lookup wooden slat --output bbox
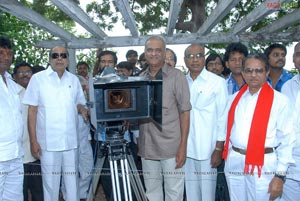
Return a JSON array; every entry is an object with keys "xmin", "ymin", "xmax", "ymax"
[
  {"xmin": 114, "ymin": 0, "xmax": 139, "ymax": 37},
  {"xmin": 232, "ymin": 0, "xmax": 293, "ymax": 34},
  {"xmin": 166, "ymin": 0, "xmax": 184, "ymax": 36},
  {"xmin": 0, "ymin": 0, "xmax": 76, "ymax": 42},
  {"xmin": 50, "ymin": 0, "xmax": 107, "ymax": 39},
  {"xmin": 257, "ymin": 8, "xmax": 300, "ymax": 33},
  {"xmin": 197, "ymin": 0, "xmax": 241, "ymax": 35},
  {"xmin": 35, "ymin": 29, "xmax": 300, "ymax": 48}
]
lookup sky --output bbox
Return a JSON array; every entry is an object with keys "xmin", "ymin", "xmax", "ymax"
[{"xmin": 77, "ymin": 1, "xmax": 297, "ymax": 71}]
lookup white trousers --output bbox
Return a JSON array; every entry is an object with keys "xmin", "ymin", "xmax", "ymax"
[
  {"xmin": 225, "ymin": 148, "xmax": 279, "ymax": 201},
  {"xmin": 78, "ymin": 141, "xmax": 93, "ymax": 199},
  {"xmin": 0, "ymin": 158, "xmax": 23, "ymax": 201},
  {"xmin": 40, "ymin": 149, "xmax": 79, "ymax": 201},
  {"xmin": 142, "ymin": 157, "xmax": 184, "ymax": 201},
  {"xmin": 185, "ymin": 157, "xmax": 217, "ymax": 201},
  {"xmin": 281, "ymin": 178, "xmax": 300, "ymax": 201}
]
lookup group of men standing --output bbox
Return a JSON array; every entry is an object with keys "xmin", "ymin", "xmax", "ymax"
[
  {"xmin": 1, "ymin": 33, "xmax": 300, "ymax": 201},
  {"xmin": 137, "ymin": 37, "xmax": 299, "ymax": 201}
]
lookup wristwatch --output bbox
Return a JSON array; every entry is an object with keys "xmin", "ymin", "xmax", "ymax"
[{"xmin": 274, "ymin": 173, "xmax": 286, "ymax": 182}]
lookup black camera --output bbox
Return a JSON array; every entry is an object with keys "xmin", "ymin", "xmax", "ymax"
[{"xmin": 93, "ymin": 75, "xmax": 162, "ymax": 125}]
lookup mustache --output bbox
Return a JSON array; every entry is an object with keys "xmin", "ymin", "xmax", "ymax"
[{"xmin": 276, "ymin": 59, "xmax": 285, "ymax": 63}]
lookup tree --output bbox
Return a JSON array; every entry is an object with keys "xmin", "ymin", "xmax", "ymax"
[
  {"xmin": 0, "ymin": 11, "xmax": 52, "ymax": 68},
  {"xmin": 84, "ymin": 0, "xmax": 296, "ymax": 52},
  {"xmin": 0, "ymin": 0, "xmax": 78, "ymax": 69}
]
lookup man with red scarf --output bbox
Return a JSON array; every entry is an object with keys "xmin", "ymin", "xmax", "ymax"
[{"xmin": 220, "ymin": 53, "xmax": 295, "ymax": 201}]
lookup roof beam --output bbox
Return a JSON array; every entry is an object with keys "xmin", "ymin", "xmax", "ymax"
[
  {"xmin": 35, "ymin": 28, "xmax": 300, "ymax": 49},
  {"xmin": 240, "ymin": 26, "xmax": 300, "ymax": 42},
  {"xmin": 232, "ymin": 0, "xmax": 293, "ymax": 34},
  {"xmin": 0, "ymin": 0, "xmax": 76, "ymax": 42},
  {"xmin": 166, "ymin": 0, "xmax": 183, "ymax": 36},
  {"xmin": 197, "ymin": 0, "xmax": 241, "ymax": 35},
  {"xmin": 257, "ymin": 8, "xmax": 300, "ymax": 33},
  {"xmin": 50, "ymin": 0, "xmax": 107, "ymax": 39},
  {"xmin": 113, "ymin": 0, "xmax": 139, "ymax": 37}
]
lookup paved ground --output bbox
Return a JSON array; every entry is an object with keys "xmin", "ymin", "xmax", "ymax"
[{"xmin": 94, "ymin": 183, "xmax": 107, "ymax": 201}]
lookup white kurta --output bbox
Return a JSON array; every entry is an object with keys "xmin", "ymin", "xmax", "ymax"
[
  {"xmin": 20, "ymin": 87, "xmax": 36, "ymax": 163},
  {"xmin": 185, "ymin": 68, "xmax": 228, "ymax": 201},
  {"xmin": 0, "ymin": 72, "xmax": 23, "ymax": 161},
  {"xmin": 281, "ymin": 74, "xmax": 300, "ymax": 104},
  {"xmin": 23, "ymin": 67, "xmax": 86, "ymax": 151},
  {"xmin": 0, "ymin": 72, "xmax": 24, "ymax": 201},
  {"xmin": 222, "ymin": 86, "xmax": 295, "ymax": 200},
  {"xmin": 281, "ymin": 74, "xmax": 300, "ymax": 181},
  {"xmin": 186, "ymin": 68, "xmax": 228, "ymax": 160},
  {"xmin": 281, "ymin": 91, "xmax": 300, "ymax": 201}
]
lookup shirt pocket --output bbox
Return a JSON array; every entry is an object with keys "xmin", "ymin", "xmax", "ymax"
[{"xmin": 194, "ymin": 90, "xmax": 215, "ymax": 110}]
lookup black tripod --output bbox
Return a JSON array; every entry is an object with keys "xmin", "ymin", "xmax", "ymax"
[{"xmin": 87, "ymin": 124, "xmax": 146, "ymax": 201}]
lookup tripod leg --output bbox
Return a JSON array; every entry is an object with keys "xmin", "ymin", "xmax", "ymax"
[
  {"xmin": 114, "ymin": 160, "xmax": 122, "ymax": 201},
  {"xmin": 120, "ymin": 159, "xmax": 129, "ymax": 201},
  {"xmin": 87, "ymin": 156, "xmax": 105, "ymax": 201},
  {"xmin": 127, "ymin": 154, "xmax": 147, "ymax": 201},
  {"xmin": 124, "ymin": 158, "xmax": 133, "ymax": 201},
  {"xmin": 109, "ymin": 160, "xmax": 119, "ymax": 201}
]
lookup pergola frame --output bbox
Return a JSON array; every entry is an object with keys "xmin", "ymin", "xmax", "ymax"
[{"xmin": 1, "ymin": 0, "xmax": 299, "ymax": 72}]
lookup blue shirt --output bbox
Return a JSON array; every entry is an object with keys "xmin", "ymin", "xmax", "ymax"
[
  {"xmin": 267, "ymin": 69, "xmax": 293, "ymax": 92},
  {"xmin": 226, "ymin": 74, "xmax": 245, "ymax": 95}
]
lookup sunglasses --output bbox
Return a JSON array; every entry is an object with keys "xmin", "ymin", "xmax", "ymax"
[{"xmin": 51, "ymin": 53, "xmax": 68, "ymax": 59}]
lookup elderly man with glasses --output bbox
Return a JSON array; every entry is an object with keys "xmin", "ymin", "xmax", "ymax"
[
  {"xmin": 23, "ymin": 46, "xmax": 88, "ymax": 201},
  {"xmin": 184, "ymin": 43, "xmax": 228, "ymax": 201},
  {"xmin": 221, "ymin": 53, "xmax": 295, "ymax": 201}
]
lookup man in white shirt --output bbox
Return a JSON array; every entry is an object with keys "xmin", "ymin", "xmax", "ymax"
[
  {"xmin": 221, "ymin": 53, "xmax": 295, "ymax": 201},
  {"xmin": 281, "ymin": 42, "xmax": 300, "ymax": 200},
  {"xmin": 23, "ymin": 46, "xmax": 88, "ymax": 201},
  {"xmin": 184, "ymin": 44, "xmax": 228, "ymax": 201},
  {"xmin": 0, "ymin": 36, "xmax": 24, "ymax": 201},
  {"xmin": 281, "ymin": 42, "xmax": 300, "ymax": 103},
  {"xmin": 13, "ymin": 61, "xmax": 44, "ymax": 201}
]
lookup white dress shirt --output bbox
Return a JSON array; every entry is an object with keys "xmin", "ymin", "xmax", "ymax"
[
  {"xmin": 0, "ymin": 72, "xmax": 23, "ymax": 161},
  {"xmin": 20, "ymin": 87, "xmax": 36, "ymax": 163},
  {"xmin": 281, "ymin": 74, "xmax": 300, "ymax": 104},
  {"xmin": 285, "ymin": 90, "xmax": 300, "ymax": 181},
  {"xmin": 23, "ymin": 67, "xmax": 86, "ymax": 151},
  {"xmin": 221, "ymin": 86, "xmax": 295, "ymax": 173},
  {"xmin": 186, "ymin": 68, "xmax": 228, "ymax": 160}
]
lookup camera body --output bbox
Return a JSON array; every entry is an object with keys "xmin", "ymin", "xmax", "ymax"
[{"xmin": 93, "ymin": 76, "xmax": 162, "ymax": 124}]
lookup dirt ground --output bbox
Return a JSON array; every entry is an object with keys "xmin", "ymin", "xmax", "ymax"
[{"xmin": 94, "ymin": 183, "xmax": 107, "ymax": 201}]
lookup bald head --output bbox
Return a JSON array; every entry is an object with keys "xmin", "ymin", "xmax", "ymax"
[
  {"xmin": 293, "ymin": 42, "xmax": 300, "ymax": 70},
  {"xmin": 184, "ymin": 44, "xmax": 205, "ymax": 56}
]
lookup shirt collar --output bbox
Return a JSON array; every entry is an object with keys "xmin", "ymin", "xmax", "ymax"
[{"xmin": 46, "ymin": 66, "xmax": 68, "ymax": 78}]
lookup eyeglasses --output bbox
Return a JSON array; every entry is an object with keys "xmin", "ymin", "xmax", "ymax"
[
  {"xmin": 17, "ymin": 70, "xmax": 32, "ymax": 76},
  {"xmin": 51, "ymin": 53, "xmax": 68, "ymax": 59},
  {"xmin": 185, "ymin": 53, "xmax": 204, "ymax": 59},
  {"xmin": 243, "ymin": 67, "xmax": 265, "ymax": 74}
]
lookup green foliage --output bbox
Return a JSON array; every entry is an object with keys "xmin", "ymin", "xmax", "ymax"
[
  {"xmin": 289, "ymin": 68, "xmax": 298, "ymax": 76},
  {"xmin": 0, "ymin": 0, "xmax": 78, "ymax": 68},
  {"xmin": 85, "ymin": 0, "xmax": 169, "ymax": 34},
  {"xmin": 76, "ymin": 49, "xmax": 97, "ymax": 72},
  {"xmin": 86, "ymin": 1, "xmax": 118, "ymax": 31},
  {"xmin": 0, "ymin": 11, "xmax": 52, "ymax": 67}
]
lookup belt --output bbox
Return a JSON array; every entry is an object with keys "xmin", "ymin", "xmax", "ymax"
[{"xmin": 232, "ymin": 146, "xmax": 276, "ymax": 155}]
